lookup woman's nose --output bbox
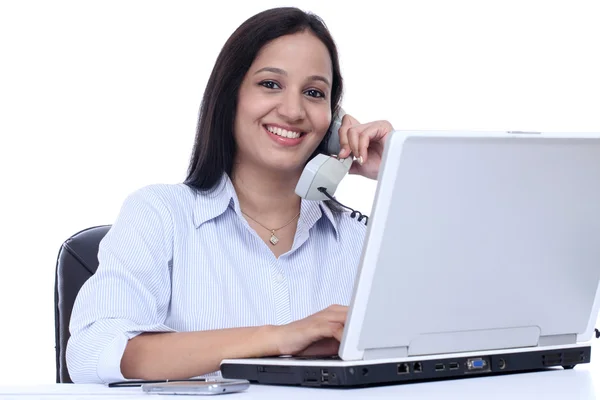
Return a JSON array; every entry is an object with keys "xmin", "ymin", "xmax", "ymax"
[{"xmin": 277, "ymin": 93, "xmax": 306, "ymax": 122}]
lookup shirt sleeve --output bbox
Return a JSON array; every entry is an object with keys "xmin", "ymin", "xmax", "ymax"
[{"xmin": 66, "ymin": 186, "xmax": 176, "ymax": 384}]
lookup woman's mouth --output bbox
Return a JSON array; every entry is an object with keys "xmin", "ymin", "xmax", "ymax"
[
  {"xmin": 264, "ymin": 125, "xmax": 305, "ymax": 139},
  {"xmin": 263, "ymin": 124, "xmax": 307, "ymax": 146}
]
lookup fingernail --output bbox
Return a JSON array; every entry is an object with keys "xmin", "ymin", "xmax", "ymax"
[{"xmin": 358, "ymin": 156, "xmax": 363, "ymax": 165}]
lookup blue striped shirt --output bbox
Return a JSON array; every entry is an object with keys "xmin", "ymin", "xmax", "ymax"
[{"xmin": 66, "ymin": 173, "xmax": 367, "ymax": 383}]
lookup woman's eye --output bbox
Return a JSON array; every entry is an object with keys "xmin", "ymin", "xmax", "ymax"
[
  {"xmin": 259, "ymin": 80, "xmax": 280, "ymax": 89},
  {"xmin": 305, "ymin": 89, "xmax": 325, "ymax": 99}
]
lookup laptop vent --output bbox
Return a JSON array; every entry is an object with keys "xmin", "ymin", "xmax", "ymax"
[{"xmin": 542, "ymin": 351, "xmax": 584, "ymax": 367}]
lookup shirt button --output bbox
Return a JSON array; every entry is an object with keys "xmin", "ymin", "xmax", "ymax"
[{"xmin": 276, "ymin": 273, "xmax": 284, "ymax": 283}]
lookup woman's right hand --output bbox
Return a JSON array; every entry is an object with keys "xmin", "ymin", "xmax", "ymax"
[{"xmin": 271, "ymin": 305, "xmax": 348, "ymax": 356}]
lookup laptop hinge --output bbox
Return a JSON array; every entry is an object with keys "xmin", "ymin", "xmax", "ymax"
[
  {"xmin": 538, "ymin": 334, "xmax": 577, "ymax": 346},
  {"xmin": 406, "ymin": 326, "xmax": 541, "ymax": 356},
  {"xmin": 363, "ymin": 346, "xmax": 408, "ymax": 360}
]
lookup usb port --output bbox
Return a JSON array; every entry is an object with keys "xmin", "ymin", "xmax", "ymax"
[
  {"xmin": 435, "ymin": 363, "xmax": 445, "ymax": 371},
  {"xmin": 449, "ymin": 362, "xmax": 459, "ymax": 370}
]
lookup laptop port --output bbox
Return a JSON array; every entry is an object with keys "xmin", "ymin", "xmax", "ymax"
[
  {"xmin": 413, "ymin": 362, "xmax": 423, "ymax": 373},
  {"xmin": 435, "ymin": 363, "xmax": 445, "ymax": 372},
  {"xmin": 320, "ymin": 369, "xmax": 329, "ymax": 382},
  {"xmin": 467, "ymin": 357, "xmax": 490, "ymax": 371},
  {"xmin": 449, "ymin": 362, "xmax": 459, "ymax": 370},
  {"xmin": 397, "ymin": 363, "xmax": 409, "ymax": 374},
  {"xmin": 498, "ymin": 358, "xmax": 506, "ymax": 370}
]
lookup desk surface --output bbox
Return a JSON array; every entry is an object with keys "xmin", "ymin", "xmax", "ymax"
[
  {"xmin": 0, "ymin": 368, "xmax": 597, "ymax": 399},
  {"xmin": 2, "ymin": 345, "xmax": 598, "ymax": 399}
]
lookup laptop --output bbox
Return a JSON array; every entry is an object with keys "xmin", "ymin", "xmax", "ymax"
[{"xmin": 220, "ymin": 130, "xmax": 600, "ymax": 387}]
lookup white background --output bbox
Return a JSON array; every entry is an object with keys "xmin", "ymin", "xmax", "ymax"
[{"xmin": 0, "ymin": 0, "xmax": 599, "ymax": 385}]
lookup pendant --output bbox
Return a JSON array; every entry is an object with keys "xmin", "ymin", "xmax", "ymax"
[{"xmin": 269, "ymin": 230, "xmax": 279, "ymax": 245}]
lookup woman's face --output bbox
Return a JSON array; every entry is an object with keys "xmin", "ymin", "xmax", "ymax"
[{"xmin": 234, "ymin": 30, "xmax": 333, "ymax": 176}]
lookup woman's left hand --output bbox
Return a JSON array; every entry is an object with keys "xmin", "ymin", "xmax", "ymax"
[{"xmin": 337, "ymin": 114, "xmax": 394, "ymax": 180}]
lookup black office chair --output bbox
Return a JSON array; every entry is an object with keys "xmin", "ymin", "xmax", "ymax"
[{"xmin": 54, "ymin": 225, "xmax": 111, "ymax": 383}]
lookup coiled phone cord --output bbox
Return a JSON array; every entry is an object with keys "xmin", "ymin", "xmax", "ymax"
[{"xmin": 317, "ymin": 187, "xmax": 368, "ymax": 225}]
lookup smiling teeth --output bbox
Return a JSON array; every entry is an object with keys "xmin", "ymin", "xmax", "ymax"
[{"xmin": 266, "ymin": 125, "xmax": 301, "ymax": 139}]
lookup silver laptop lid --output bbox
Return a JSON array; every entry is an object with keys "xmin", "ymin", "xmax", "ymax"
[{"xmin": 341, "ymin": 131, "xmax": 600, "ymax": 361}]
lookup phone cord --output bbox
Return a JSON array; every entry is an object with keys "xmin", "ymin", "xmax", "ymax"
[{"xmin": 317, "ymin": 187, "xmax": 368, "ymax": 225}]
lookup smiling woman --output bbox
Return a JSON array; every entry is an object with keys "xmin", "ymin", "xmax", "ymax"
[
  {"xmin": 233, "ymin": 31, "xmax": 333, "ymax": 178},
  {"xmin": 65, "ymin": 6, "xmax": 394, "ymax": 384}
]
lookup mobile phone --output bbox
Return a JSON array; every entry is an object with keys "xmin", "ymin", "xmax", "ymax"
[{"xmin": 141, "ymin": 379, "xmax": 250, "ymax": 395}]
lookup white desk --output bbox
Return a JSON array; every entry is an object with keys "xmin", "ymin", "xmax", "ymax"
[
  {"xmin": 0, "ymin": 369, "xmax": 597, "ymax": 399},
  {"xmin": 2, "ymin": 345, "xmax": 598, "ymax": 399}
]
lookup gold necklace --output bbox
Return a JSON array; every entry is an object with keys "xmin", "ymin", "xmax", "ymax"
[{"xmin": 241, "ymin": 210, "xmax": 300, "ymax": 245}]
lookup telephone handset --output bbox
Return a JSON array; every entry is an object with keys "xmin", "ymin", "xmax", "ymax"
[
  {"xmin": 294, "ymin": 108, "xmax": 368, "ymax": 224},
  {"xmin": 295, "ymin": 107, "xmax": 352, "ymax": 201},
  {"xmin": 323, "ymin": 107, "xmax": 345, "ymax": 156}
]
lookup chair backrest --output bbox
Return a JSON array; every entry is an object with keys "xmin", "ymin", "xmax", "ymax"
[{"xmin": 54, "ymin": 225, "xmax": 111, "ymax": 383}]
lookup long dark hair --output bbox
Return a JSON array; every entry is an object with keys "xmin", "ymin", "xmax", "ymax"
[{"xmin": 184, "ymin": 7, "xmax": 344, "ymax": 192}]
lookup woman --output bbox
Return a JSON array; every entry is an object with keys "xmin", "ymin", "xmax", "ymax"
[{"xmin": 66, "ymin": 6, "xmax": 394, "ymax": 383}]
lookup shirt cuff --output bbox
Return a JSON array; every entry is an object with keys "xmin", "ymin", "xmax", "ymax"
[{"xmin": 96, "ymin": 332, "xmax": 137, "ymax": 383}]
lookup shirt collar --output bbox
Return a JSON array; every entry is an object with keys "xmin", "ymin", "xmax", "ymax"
[{"xmin": 191, "ymin": 173, "xmax": 339, "ymax": 240}]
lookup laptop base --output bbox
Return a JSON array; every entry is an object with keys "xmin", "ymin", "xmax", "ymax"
[{"xmin": 220, "ymin": 345, "xmax": 591, "ymax": 388}]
